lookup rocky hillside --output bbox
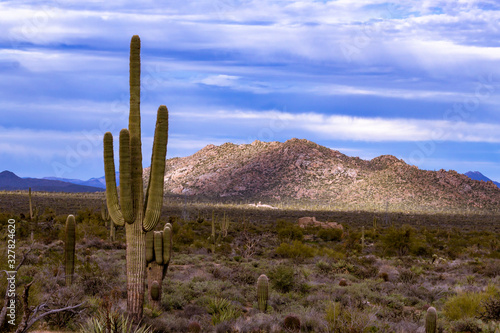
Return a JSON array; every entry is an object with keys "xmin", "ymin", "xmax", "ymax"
[{"xmin": 146, "ymin": 139, "xmax": 500, "ymax": 210}]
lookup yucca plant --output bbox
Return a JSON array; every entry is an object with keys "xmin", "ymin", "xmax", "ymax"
[{"xmin": 81, "ymin": 309, "xmax": 153, "ymax": 333}]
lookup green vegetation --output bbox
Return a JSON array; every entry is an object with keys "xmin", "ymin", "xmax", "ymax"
[{"xmin": 0, "ymin": 194, "xmax": 499, "ymax": 332}]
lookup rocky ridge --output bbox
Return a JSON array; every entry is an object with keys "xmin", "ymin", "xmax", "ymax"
[{"xmin": 145, "ymin": 139, "xmax": 500, "ymax": 210}]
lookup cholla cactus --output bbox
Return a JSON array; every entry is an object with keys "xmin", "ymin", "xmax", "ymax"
[
  {"xmin": 65, "ymin": 215, "xmax": 76, "ymax": 286},
  {"xmin": 146, "ymin": 223, "xmax": 173, "ymax": 308},
  {"xmin": 103, "ymin": 35, "xmax": 169, "ymax": 320},
  {"xmin": 425, "ymin": 306, "xmax": 437, "ymax": 333},
  {"xmin": 257, "ymin": 274, "xmax": 269, "ymax": 312}
]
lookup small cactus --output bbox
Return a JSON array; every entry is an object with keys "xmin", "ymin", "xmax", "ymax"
[
  {"xmin": 188, "ymin": 321, "xmax": 201, "ymax": 333},
  {"xmin": 257, "ymin": 274, "xmax": 269, "ymax": 312},
  {"xmin": 150, "ymin": 281, "xmax": 160, "ymax": 301},
  {"xmin": 283, "ymin": 315, "xmax": 300, "ymax": 331},
  {"xmin": 425, "ymin": 307, "xmax": 437, "ymax": 333},
  {"xmin": 65, "ymin": 215, "xmax": 76, "ymax": 286}
]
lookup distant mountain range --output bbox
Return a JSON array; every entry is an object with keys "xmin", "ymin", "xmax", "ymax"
[
  {"xmin": 464, "ymin": 171, "xmax": 500, "ymax": 188},
  {"xmin": 0, "ymin": 171, "xmax": 104, "ymax": 192},
  {"xmin": 1, "ymin": 140, "xmax": 499, "ymax": 207},
  {"xmin": 42, "ymin": 176, "xmax": 106, "ymax": 189}
]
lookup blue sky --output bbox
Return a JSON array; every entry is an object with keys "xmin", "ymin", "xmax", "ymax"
[{"xmin": 1, "ymin": 0, "xmax": 500, "ymax": 181}]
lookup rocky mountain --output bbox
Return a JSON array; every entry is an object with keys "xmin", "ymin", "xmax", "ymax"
[
  {"xmin": 0, "ymin": 171, "xmax": 104, "ymax": 192},
  {"xmin": 145, "ymin": 138, "xmax": 500, "ymax": 211},
  {"xmin": 465, "ymin": 171, "xmax": 500, "ymax": 188}
]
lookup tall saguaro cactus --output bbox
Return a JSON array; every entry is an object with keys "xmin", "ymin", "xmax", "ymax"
[
  {"xmin": 146, "ymin": 223, "xmax": 172, "ymax": 309},
  {"xmin": 65, "ymin": 215, "xmax": 76, "ymax": 286},
  {"xmin": 103, "ymin": 35, "xmax": 169, "ymax": 320}
]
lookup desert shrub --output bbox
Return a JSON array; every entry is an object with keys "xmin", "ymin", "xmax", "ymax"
[
  {"xmin": 77, "ymin": 259, "xmax": 107, "ymax": 296},
  {"xmin": 443, "ymin": 291, "xmax": 492, "ymax": 320},
  {"xmin": 478, "ymin": 296, "xmax": 500, "ymax": 321},
  {"xmin": 44, "ymin": 285, "xmax": 86, "ymax": 330},
  {"xmin": 331, "ymin": 260, "xmax": 357, "ymax": 275},
  {"xmin": 325, "ymin": 301, "xmax": 378, "ymax": 333},
  {"xmin": 398, "ymin": 268, "xmax": 418, "ymax": 284},
  {"xmin": 75, "ymin": 208, "xmax": 102, "ymax": 226},
  {"xmin": 276, "ymin": 220, "xmax": 303, "ymax": 241},
  {"xmin": 275, "ymin": 240, "xmax": 316, "ymax": 259},
  {"xmin": 268, "ymin": 264, "xmax": 295, "ymax": 293},
  {"xmin": 316, "ymin": 260, "xmax": 332, "ymax": 273},
  {"xmin": 380, "ymin": 225, "xmax": 415, "ymax": 256},
  {"xmin": 317, "ymin": 228, "xmax": 343, "ymax": 242},
  {"xmin": 175, "ymin": 225, "xmax": 195, "ymax": 245},
  {"xmin": 452, "ymin": 318, "xmax": 483, "ymax": 333},
  {"xmin": 231, "ymin": 313, "xmax": 276, "ymax": 333}
]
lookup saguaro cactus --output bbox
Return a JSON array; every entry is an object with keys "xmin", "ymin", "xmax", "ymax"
[
  {"xmin": 146, "ymin": 223, "xmax": 172, "ymax": 308},
  {"xmin": 257, "ymin": 274, "xmax": 269, "ymax": 312},
  {"xmin": 425, "ymin": 307, "xmax": 437, "ymax": 333},
  {"xmin": 103, "ymin": 35, "xmax": 169, "ymax": 320},
  {"xmin": 65, "ymin": 215, "xmax": 76, "ymax": 286}
]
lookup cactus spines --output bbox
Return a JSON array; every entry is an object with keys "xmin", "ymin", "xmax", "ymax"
[
  {"xmin": 257, "ymin": 274, "xmax": 269, "ymax": 312},
  {"xmin": 425, "ymin": 306, "xmax": 437, "ymax": 333},
  {"xmin": 103, "ymin": 35, "xmax": 169, "ymax": 320},
  {"xmin": 150, "ymin": 281, "xmax": 160, "ymax": 301},
  {"xmin": 65, "ymin": 215, "xmax": 76, "ymax": 286}
]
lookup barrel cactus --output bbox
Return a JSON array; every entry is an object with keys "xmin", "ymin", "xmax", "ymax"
[
  {"xmin": 425, "ymin": 307, "xmax": 437, "ymax": 333},
  {"xmin": 103, "ymin": 35, "xmax": 169, "ymax": 320},
  {"xmin": 257, "ymin": 274, "xmax": 269, "ymax": 312},
  {"xmin": 146, "ymin": 223, "xmax": 173, "ymax": 308},
  {"xmin": 64, "ymin": 214, "xmax": 76, "ymax": 286}
]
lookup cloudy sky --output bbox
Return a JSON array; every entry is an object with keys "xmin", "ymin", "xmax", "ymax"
[{"xmin": 1, "ymin": 0, "xmax": 500, "ymax": 181}]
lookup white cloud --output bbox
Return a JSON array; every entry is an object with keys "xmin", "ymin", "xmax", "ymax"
[
  {"xmin": 172, "ymin": 108, "xmax": 500, "ymax": 143},
  {"xmin": 198, "ymin": 74, "xmax": 240, "ymax": 87}
]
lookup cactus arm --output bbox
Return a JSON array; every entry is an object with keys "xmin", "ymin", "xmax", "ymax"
[
  {"xmin": 143, "ymin": 105, "xmax": 169, "ymax": 232},
  {"xmin": 129, "ymin": 35, "xmax": 143, "ymax": 218},
  {"xmin": 162, "ymin": 223, "xmax": 172, "ymax": 266},
  {"xmin": 146, "ymin": 231, "xmax": 154, "ymax": 263},
  {"xmin": 119, "ymin": 129, "xmax": 134, "ymax": 223},
  {"xmin": 153, "ymin": 231, "xmax": 163, "ymax": 265},
  {"xmin": 103, "ymin": 132, "xmax": 125, "ymax": 226}
]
